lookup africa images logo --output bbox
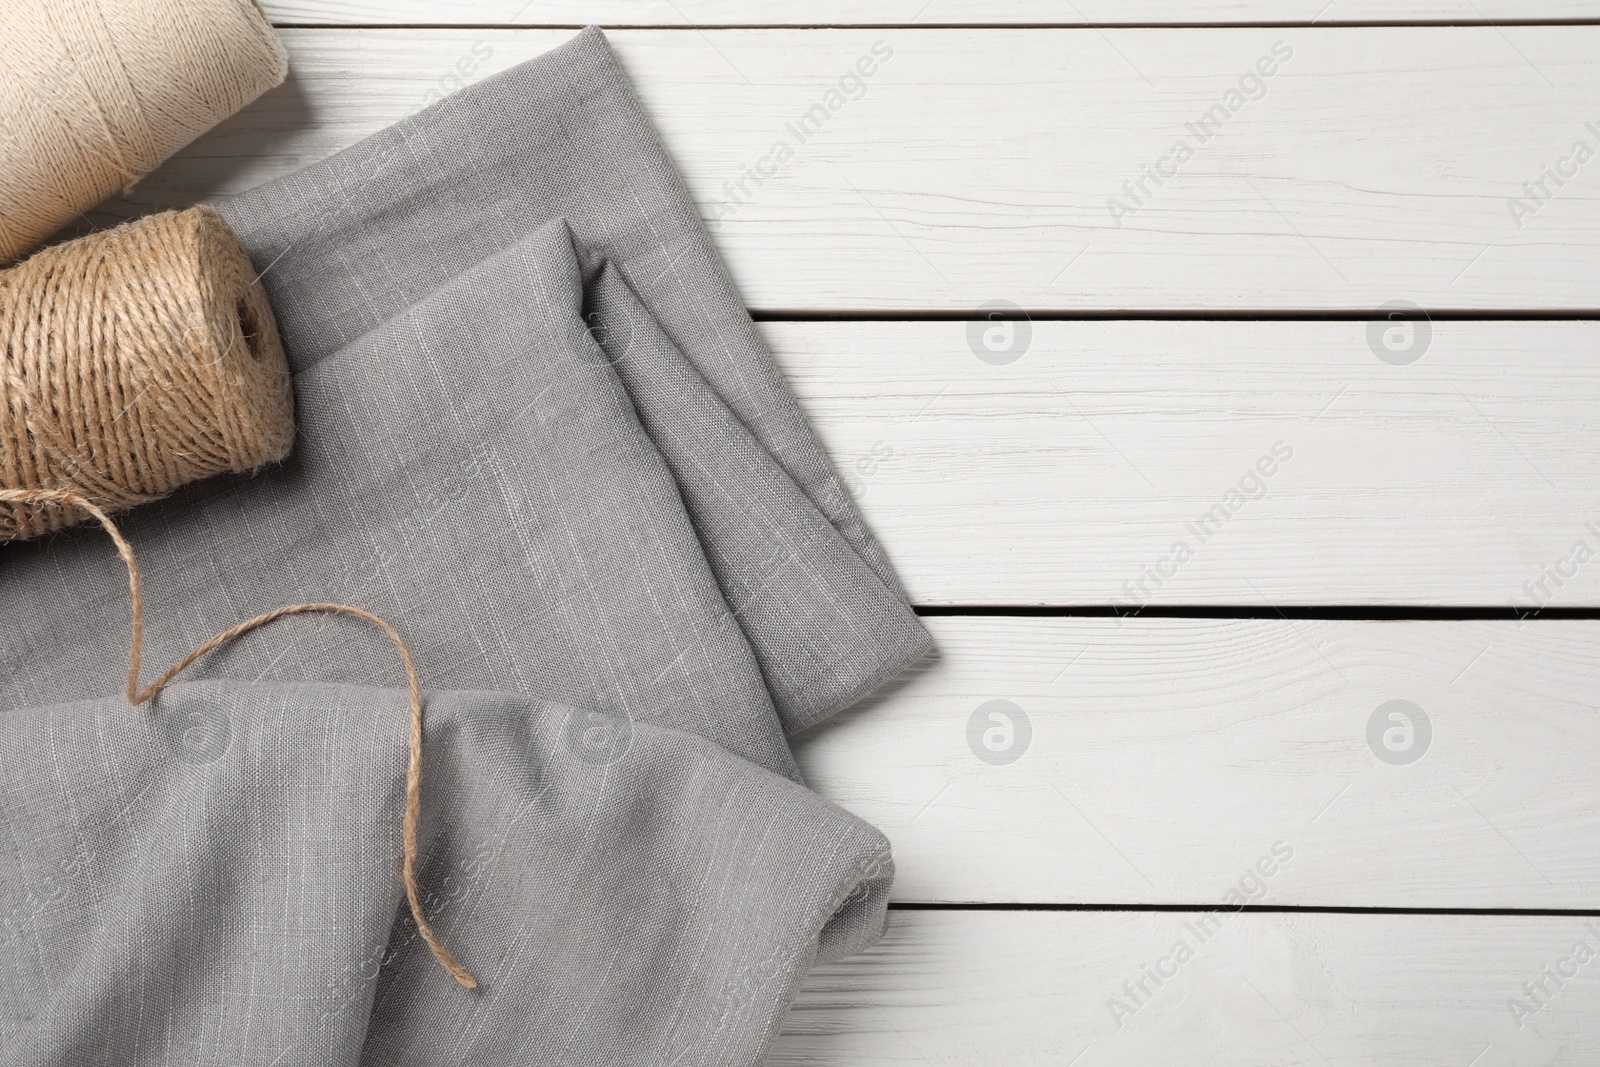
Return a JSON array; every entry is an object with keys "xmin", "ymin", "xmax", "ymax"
[
  {"xmin": 562, "ymin": 704, "xmax": 633, "ymax": 766},
  {"xmin": 706, "ymin": 41, "xmax": 895, "ymax": 229},
  {"xmin": 161, "ymin": 704, "xmax": 231, "ymax": 765},
  {"xmin": 1107, "ymin": 40, "xmax": 1295, "ymax": 228},
  {"xmin": 1366, "ymin": 699, "xmax": 1431, "ymax": 766},
  {"xmin": 966, "ymin": 699, "xmax": 1031, "ymax": 765}
]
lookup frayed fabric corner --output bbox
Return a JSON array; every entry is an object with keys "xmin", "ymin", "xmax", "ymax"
[{"xmin": 0, "ymin": 26, "xmax": 931, "ymax": 1067}]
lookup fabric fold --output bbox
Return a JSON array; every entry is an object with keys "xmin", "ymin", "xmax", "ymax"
[
  {"xmin": 0, "ymin": 680, "xmax": 894, "ymax": 1067},
  {"xmin": 0, "ymin": 24, "xmax": 929, "ymax": 1066},
  {"xmin": 584, "ymin": 259, "xmax": 929, "ymax": 733}
]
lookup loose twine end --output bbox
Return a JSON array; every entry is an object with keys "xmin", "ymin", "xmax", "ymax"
[{"xmin": 0, "ymin": 488, "xmax": 476, "ymax": 990}]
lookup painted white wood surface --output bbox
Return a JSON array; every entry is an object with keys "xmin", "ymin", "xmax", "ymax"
[
  {"xmin": 768, "ymin": 320, "xmax": 1600, "ymax": 606},
  {"xmin": 774, "ymin": 910, "xmax": 1600, "ymax": 1065},
  {"xmin": 115, "ymin": 7, "xmax": 1600, "ymax": 1062},
  {"xmin": 796, "ymin": 616, "xmax": 1600, "ymax": 907},
  {"xmin": 262, "ymin": 1, "xmax": 1600, "ymax": 27},
  {"xmin": 96, "ymin": 28, "xmax": 1600, "ymax": 310}
]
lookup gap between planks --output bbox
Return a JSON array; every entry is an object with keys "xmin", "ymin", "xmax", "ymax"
[
  {"xmin": 798, "ymin": 616, "xmax": 1600, "ymax": 908},
  {"xmin": 86, "ymin": 27, "xmax": 1600, "ymax": 312}
]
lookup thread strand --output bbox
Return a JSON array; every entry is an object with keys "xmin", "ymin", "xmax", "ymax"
[{"xmin": 0, "ymin": 487, "xmax": 476, "ymax": 990}]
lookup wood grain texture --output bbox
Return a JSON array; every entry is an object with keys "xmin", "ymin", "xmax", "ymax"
[
  {"xmin": 796, "ymin": 617, "xmax": 1600, "ymax": 907},
  {"xmin": 774, "ymin": 910, "xmax": 1600, "ymax": 1065},
  {"xmin": 261, "ymin": 1, "xmax": 1600, "ymax": 26},
  {"xmin": 97, "ymin": 4, "xmax": 1600, "ymax": 1060},
  {"xmin": 767, "ymin": 320, "xmax": 1600, "ymax": 606},
  {"xmin": 92, "ymin": 28, "xmax": 1600, "ymax": 310}
]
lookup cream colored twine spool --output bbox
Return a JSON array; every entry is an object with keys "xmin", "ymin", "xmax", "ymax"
[
  {"xmin": 0, "ymin": 0, "xmax": 288, "ymax": 264},
  {"xmin": 0, "ymin": 205, "xmax": 295, "ymax": 541}
]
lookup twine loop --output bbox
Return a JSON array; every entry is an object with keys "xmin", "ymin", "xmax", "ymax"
[{"xmin": 0, "ymin": 488, "xmax": 477, "ymax": 991}]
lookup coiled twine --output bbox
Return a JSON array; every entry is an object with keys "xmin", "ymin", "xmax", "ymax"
[
  {"xmin": 0, "ymin": 0, "xmax": 288, "ymax": 263},
  {"xmin": 0, "ymin": 206, "xmax": 295, "ymax": 541}
]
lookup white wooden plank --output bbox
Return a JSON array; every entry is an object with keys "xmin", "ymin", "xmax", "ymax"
[
  {"xmin": 768, "ymin": 320, "xmax": 1600, "ymax": 606},
  {"xmin": 775, "ymin": 910, "xmax": 1600, "ymax": 1065},
  {"xmin": 92, "ymin": 28, "xmax": 1600, "ymax": 310},
  {"xmin": 796, "ymin": 616, "xmax": 1600, "ymax": 907},
  {"xmin": 262, "ymin": 1, "xmax": 1600, "ymax": 27}
]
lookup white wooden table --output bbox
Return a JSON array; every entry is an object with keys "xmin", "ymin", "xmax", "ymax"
[{"xmin": 111, "ymin": 4, "xmax": 1600, "ymax": 1062}]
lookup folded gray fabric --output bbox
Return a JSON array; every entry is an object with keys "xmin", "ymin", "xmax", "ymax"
[
  {"xmin": 0, "ymin": 26, "xmax": 930, "ymax": 768},
  {"xmin": 0, "ymin": 26, "xmax": 930, "ymax": 1066},
  {"xmin": 0, "ymin": 680, "xmax": 894, "ymax": 1067}
]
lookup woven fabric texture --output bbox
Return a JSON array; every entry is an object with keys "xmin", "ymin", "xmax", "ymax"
[{"xmin": 0, "ymin": 26, "xmax": 930, "ymax": 1067}]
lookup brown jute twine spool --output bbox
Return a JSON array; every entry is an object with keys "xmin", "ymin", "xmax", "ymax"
[
  {"xmin": 0, "ymin": 0, "xmax": 287, "ymax": 263},
  {"xmin": 0, "ymin": 487, "xmax": 477, "ymax": 990},
  {"xmin": 0, "ymin": 205, "xmax": 295, "ymax": 541}
]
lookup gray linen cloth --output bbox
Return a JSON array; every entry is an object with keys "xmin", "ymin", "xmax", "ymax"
[
  {"xmin": 0, "ymin": 26, "xmax": 930, "ymax": 1066},
  {"xmin": 0, "ymin": 682, "xmax": 895, "ymax": 1066}
]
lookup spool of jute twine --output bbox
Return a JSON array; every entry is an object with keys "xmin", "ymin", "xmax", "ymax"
[
  {"xmin": 0, "ymin": 205, "xmax": 295, "ymax": 541},
  {"xmin": 0, "ymin": 487, "xmax": 478, "ymax": 990},
  {"xmin": 0, "ymin": 0, "xmax": 288, "ymax": 264}
]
